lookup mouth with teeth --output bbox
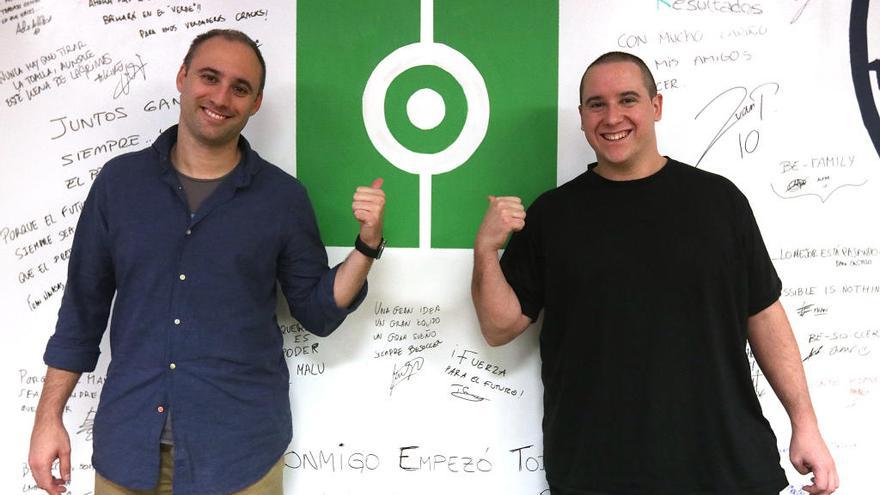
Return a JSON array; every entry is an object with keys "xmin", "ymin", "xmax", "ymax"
[
  {"xmin": 202, "ymin": 107, "xmax": 231, "ymax": 121},
  {"xmin": 601, "ymin": 130, "xmax": 631, "ymax": 142}
]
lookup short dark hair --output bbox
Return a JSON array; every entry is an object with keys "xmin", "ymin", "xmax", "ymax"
[
  {"xmin": 183, "ymin": 29, "xmax": 266, "ymax": 94},
  {"xmin": 579, "ymin": 51, "xmax": 657, "ymax": 103}
]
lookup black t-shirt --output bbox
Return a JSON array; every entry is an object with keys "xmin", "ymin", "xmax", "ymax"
[{"xmin": 500, "ymin": 159, "xmax": 787, "ymax": 495}]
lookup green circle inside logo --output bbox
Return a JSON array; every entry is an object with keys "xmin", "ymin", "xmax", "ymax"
[{"xmin": 385, "ymin": 65, "xmax": 467, "ymax": 155}]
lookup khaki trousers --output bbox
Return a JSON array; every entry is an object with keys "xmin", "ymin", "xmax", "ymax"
[{"xmin": 95, "ymin": 444, "xmax": 283, "ymax": 495}]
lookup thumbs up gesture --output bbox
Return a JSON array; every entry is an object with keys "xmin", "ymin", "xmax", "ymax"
[
  {"xmin": 475, "ymin": 195, "xmax": 526, "ymax": 251},
  {"xmin": 352, "ymin": 178, "xmax": 386, "ymax": 247}
]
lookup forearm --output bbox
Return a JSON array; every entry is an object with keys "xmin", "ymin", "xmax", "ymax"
[
  {"xmin": 337, "ymin": 178, "xmax": 384, "ymax": 309},
  {"xmin": 750, "ymin": 301, "xmax": 839, "ymax": 491},
  {"xmin": 333, "ymin": 249, "xmax": 373, "ymax": 308},
  {"xmin": 748, "ymin": 300, "xmax": 818, "ymax": 430},
  {"xmin": 29, "ymin": 367, "xmax": 79, "ymax": 493},
  {"xmin": 472, "ymin": 247, "xmax": 531, "ymax": 346},
  {"xmin": 34, "ymin": 367, "xmax": 81, "ymax": 424}
]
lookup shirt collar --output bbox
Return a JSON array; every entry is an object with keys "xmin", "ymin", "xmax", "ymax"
[{"xmin": 152, "ymin": 124, "xmax": 263, "ymax": 188}]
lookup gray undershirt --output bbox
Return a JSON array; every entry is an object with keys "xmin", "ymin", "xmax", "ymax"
[
  {"xmin": 176, "ymin": 168, "xmax": 234, "ymax": 214},
  {"xmin": 159, "ymin": 167, "xmax": 234, "ymax": 445}
]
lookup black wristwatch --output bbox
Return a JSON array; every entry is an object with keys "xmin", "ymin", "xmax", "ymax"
[{"xmin": 355, "ymin": 235, "xmax": 386, "ymax": 259}]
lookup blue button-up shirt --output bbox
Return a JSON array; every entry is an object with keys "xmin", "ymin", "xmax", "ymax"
[{"xmin": 44, "ymin": 125, "xmax": 365, "ymax": 494}]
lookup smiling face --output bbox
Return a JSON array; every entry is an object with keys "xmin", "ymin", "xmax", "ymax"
[
  {"xmin": 579, "ymin": 61, "xmax": 663, "ymax": 177},
  {"xmin": 176, "ymin": 36, "xmax": 263, "ymax": 149}
]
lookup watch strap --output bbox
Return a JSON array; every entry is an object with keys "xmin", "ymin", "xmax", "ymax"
[{"xmin": 355, "ymin": 235, "xmax": 385, "ymax": 259}]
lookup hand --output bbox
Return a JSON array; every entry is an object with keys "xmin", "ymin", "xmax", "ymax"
[
  {"xmin": 475, "ymin": 195, "xmax": 525, "ymax": 251},
  {"xmin": 352, "ymin": 178, "xmax": 385, "ymax": 248},
  {"xmin": 790, "ymin": 427, "xmax": 839, "ymax": 494},
  {"xmin": 29, "ymin": 419, "xmax": 71, "ymax": 495}
]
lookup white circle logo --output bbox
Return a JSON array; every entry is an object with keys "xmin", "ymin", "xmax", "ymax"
[{"xmin": 362, "ymin": 41, "xmax": 490, "ymax": 176}]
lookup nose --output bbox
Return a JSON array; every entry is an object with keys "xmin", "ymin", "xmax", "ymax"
[
  {"xmin": 209, "ymin": 84, "xmax": 232, "ymax": 109},
  {"xmin": 605, "ymin": 103, "xmax": 624, "ymax": 125}
]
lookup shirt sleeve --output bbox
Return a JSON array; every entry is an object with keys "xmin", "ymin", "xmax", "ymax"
[
  {"xmin": 736, "ymin": 189, "xmax": 782, "ymax": 315},
  {"xmin": 44, "ymin": 172, "xmax": 117, "ymax": 372},
  {"xmin": 276, "ymin": 186, "xmax": 366, "ymax": 337},
  {"xmin": 499, "ymin": 196, "xmax": 546, "ymax": 321}
]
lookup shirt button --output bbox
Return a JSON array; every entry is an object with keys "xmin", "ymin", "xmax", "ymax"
[
  {"xmin": 169, "ymin": 363, "xmax": 176, "ymax": 370},
  {"xmin": 179, "ymin": 274, "xmax": 186, "ymax": 281},
  {"xmin": 185, "ymin": 229, "xmax": 192, "ymax": 236},
  {"xmin": 157, "ymin": 406, "xmax": 165, "ymax": 413},
  {"xmin": 173, "ymin": 318, "xmax": 181, "ymax": 325}
]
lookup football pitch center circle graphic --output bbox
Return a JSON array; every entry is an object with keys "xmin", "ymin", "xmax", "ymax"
[
  {"xmin": 362, "ymin": 41, "xmax": 490, "ymax": 176},
  {"xmin": 362, "ymin": 34, "xmax": 490, "ymax": 249}
]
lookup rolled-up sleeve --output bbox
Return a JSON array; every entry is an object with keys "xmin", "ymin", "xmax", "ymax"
[
  {"xmin": 276, "ymin": 186, "xmax": 366, "ymax": 336},
  {"xmin": 44, "ymin": 173, "xmax": 116, "ymax": 372}
]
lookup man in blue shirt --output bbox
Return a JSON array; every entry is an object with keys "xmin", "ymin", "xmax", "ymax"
[{"xmin": 28, "ymin": 29, "xmax": 386, "ymax": 495}]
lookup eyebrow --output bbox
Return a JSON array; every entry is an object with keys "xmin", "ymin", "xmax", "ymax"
[
  {"xmin": 584, "ymin": 90, "xmax": 642, "ymax": 105},
  {"xmin": 197, "ymin": 67, "xmax": 255, "ymax": 92}
]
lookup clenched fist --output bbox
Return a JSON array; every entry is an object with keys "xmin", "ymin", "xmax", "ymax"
[{"xmin": 475, "ymin": 195, "xmax": 525, "ymax": 252}]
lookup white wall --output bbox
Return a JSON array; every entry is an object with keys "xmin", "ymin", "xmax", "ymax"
[{"xmin": 1, "ymin": 1, "xmax": 877, "ymax": 494}]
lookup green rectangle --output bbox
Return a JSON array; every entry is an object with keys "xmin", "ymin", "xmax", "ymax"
[{"xmin": 297, "ymin": 0, "xmax": 558, "ymax": 248}]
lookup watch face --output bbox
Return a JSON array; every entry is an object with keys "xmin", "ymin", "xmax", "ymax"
[{"xmin": 851, "ymin": 0, "xmax": 880, "ymax": 159}]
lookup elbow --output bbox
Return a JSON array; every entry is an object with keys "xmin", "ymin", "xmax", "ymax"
[
  {"xmin": 473, "ymin": 308, "xmax": 530, "ymax": 347},
  {"xmin": 294, "ymin": 309, "xmax": 344, "ymax": 338},
  {"xmin": 479, "ymin": 322, "xmax": 518, "ymax": 347},
  {"xmin": 304, "ymin": 325, "xmax": 335, "ymax": 338},
  {"xmin": 300, "ymin": 318, "xmax": 341, "ymax": 338},
  {"xmin": 484, "ymin": 335, "xmax": 510, "ymax": 347},
  {"xmin": 471, "ymin": 286, "xmax": 531, "ymax": 347}
]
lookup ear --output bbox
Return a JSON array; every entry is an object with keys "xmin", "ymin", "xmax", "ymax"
[
  {"xmin": 578, "ymin": 104, "xmax": 585, "ymax": 130},
  {"xmin": 175, "ymin": 64, "xmax": 187, "ymax": 92},
  {"xmin": 250, "ymin": 92, "xmax": 263, "ymax": 115},
  {"xmin": 653, "ymin": 93, "xmax": 663, "ymax": 121}
]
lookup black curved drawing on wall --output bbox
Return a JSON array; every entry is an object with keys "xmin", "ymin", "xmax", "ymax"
[{"xmin": 851, "ymin": 0, "xmax": 880, "ymax": 159}]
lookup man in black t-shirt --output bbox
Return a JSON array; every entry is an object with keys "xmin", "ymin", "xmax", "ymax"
[{"xmin": 471, "ymin": 51, "xmax": 838, "ymax": 495}]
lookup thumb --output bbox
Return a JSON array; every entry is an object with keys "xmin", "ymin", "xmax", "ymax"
[
  {"xmin": 60, "ymin": 450, "xmax": 71, "ymax": 482},
  {"xmin": 370, "ymin": 177, "xmax": 384, "ymax": 189},
  {"xmin": 487, "ymin": 195, "xmax": 496, "ymax": 203}
]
